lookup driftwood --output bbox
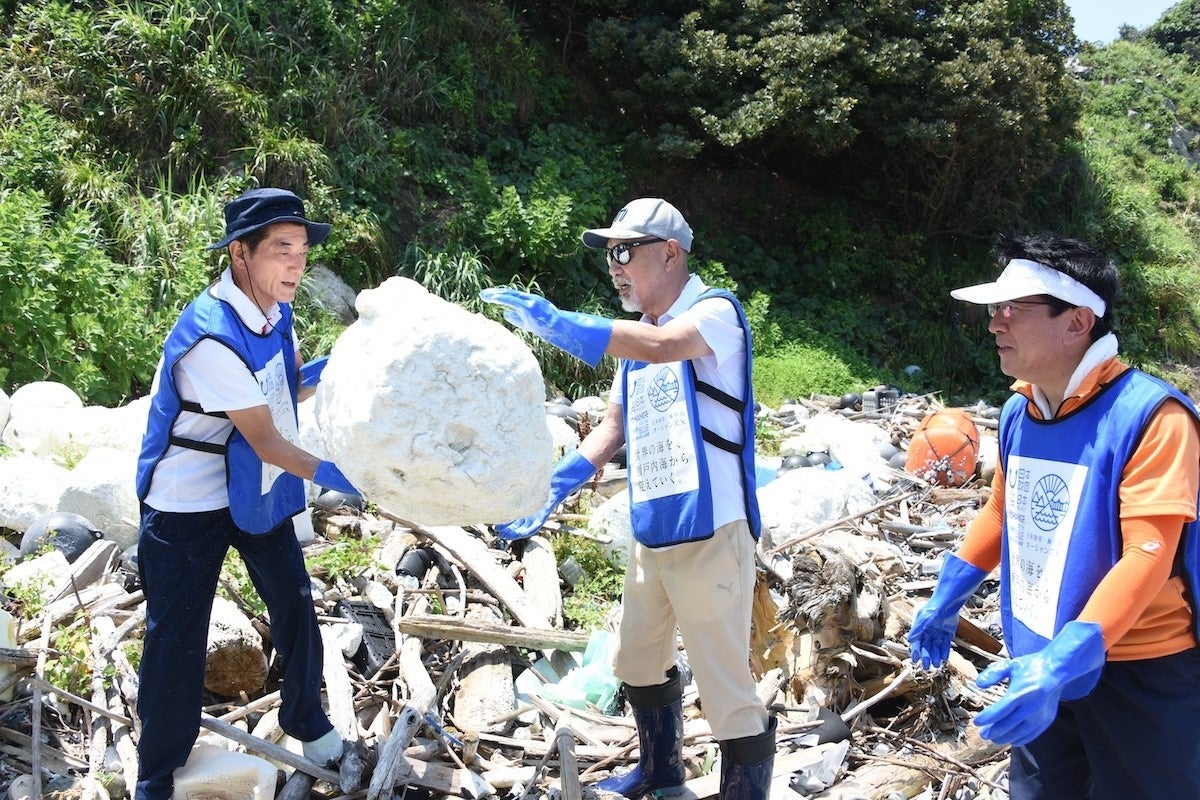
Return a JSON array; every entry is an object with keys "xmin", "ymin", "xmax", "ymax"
[
  {"xmin": 821, "ymin": 727, "xmax": 1006, "ymax": 799},
  {"xmin": 397, "ymin": 613, "xmax": 590, "ymax": 651},
  {"xmin": 520, "ymin": 534, "xmax": 563, "ymax": 628},
  {"xmin": 453, "ymin": 603, "xmax": 517, "ymax": 735}
]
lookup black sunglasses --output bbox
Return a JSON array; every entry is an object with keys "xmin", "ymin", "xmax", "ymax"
[{"xmin": 606, "ymin": 238, "xmax": 663, "ymax": 265}]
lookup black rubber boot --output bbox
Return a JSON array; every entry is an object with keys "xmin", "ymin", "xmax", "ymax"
[
  {"xmin": 718, "ymin": 717, "xmax": 776, "ymax": 800},
  {"xmin": 595, "ymin": 668, "xmax": 686, "ymax": 798}
]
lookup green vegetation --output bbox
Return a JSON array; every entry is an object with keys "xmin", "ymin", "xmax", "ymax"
[
  {"xmin": 550, "ymin": 532, "xmax": 623, "ymax": 631},
  {"xmin": 0, "ymin": 0, "xmax": 1197, "ymax": 410}
]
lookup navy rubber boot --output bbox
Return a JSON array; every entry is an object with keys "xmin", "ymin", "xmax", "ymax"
[
  {"xmin": 718, "ymin": 717, "xmax": 776, "ymax": 800},
  {"xmin": 595, "ymin": 668, "xmax": 686, "ymax": 798}
]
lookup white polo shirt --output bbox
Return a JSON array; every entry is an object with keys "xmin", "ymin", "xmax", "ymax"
[
  {"xmin": 609, "ymin": 275, "xmax": 749, "ymax": 531},
  {"xmin": 144, "ymin": 269, "xmax": 301, "ymax": 511}
]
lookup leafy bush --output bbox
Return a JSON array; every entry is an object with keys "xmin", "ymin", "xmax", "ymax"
[
  {"xmin": 0, "ymin": 189, "xmax": 157, "ymax": 405},
  {"xmin": 753, "ymin": 341, "xmax": 883, "ymax": 409}
]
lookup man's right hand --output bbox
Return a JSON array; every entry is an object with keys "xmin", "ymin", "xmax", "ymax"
[
  {"xmin": 908, "ymin": 553, "xmax": 988, "ymax": 668},
  {"xmin": 493, "ymin": 449, "xmax": 596, "ymax": 541},
  {"xmin": 494, "ymin": 511, "xmax": 553, "ymax": 541}
]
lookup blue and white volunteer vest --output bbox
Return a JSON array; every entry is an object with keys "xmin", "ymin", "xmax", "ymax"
[
  {"xmin": 620, "ymin": 288, "xmax": 762, "ymax": 547},
  {"xmin": 136, "ymin": 288, "xmax": 305, "ymax": 534},
  {"xmin": 998, "ymin": 368, "xmax": 1200, "ymax": 664}
]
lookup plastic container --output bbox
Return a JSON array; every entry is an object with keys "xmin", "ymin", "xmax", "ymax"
[
  {"xmin": 171, "ymin": 743, "xmax": 276, "ymax": 800},
  {"xmin": 334, "ymin": 600, "xmax": 396, "ymax": 678},
  {"xmin": 861, "ymin": 386, "xmax": 900, "ymax": 415}
]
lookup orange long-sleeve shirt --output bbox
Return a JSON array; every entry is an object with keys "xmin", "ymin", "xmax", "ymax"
[{"xmin": 958, "ymin": 358, "xmax": 1200, "ymax": 660}]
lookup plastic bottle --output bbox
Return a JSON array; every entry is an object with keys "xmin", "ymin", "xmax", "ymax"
[{"xmin": 0, "ymin": 607, "xmax": 14, "ymax": 702}]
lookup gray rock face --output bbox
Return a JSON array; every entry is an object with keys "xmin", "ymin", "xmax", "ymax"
[{"xmin": 314, "ymin": 277, "xmax": 553, "ymax": 526}]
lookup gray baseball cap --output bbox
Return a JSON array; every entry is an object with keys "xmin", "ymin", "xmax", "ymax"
[{"xmin": 581, "ymin": 198, "xmax": 693, "ymax": 252}]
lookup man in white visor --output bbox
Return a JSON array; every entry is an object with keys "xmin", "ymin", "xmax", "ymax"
[{"xmin": 909, "ymin": 233, "xmax": 1200, "ymax": 799}]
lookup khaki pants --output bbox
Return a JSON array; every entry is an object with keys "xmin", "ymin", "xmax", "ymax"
[{"xmin": 612, "ymin": 519, "xmax": 769, "ymax": 740}]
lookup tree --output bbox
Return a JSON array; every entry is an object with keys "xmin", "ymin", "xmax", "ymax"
[
  {"xmin": 575, "ymin": 0, "xmax": 1081, "ymax": 236},
  {"xmin": 1147, "ymin": 0, "xmax": 1200, "ymax": 60}
]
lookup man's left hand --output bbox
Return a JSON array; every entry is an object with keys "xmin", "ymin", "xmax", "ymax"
[
  {"xmin": 480, "ymin": 287, "xmax": 613, "ymax": 367},
  {"xmin": 300, "ymin": 355, "xmax": 329, "ymax": 388}
]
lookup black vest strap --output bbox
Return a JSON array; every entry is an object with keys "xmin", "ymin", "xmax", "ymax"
[
  {"xmin": 168, "ymin": 435, "xmax": 228, "ymax": 455},
  {"xmin": 179, "ymin": 400, "xmax": 229, "ymax": 419},
  {"xmin": 173, "ymin": 400, "xmax": 230, "ymax": 453},
  {"xmin": 695, "ymin": 379, "xmax": 746, "ymax": 413},
  {"xmin": 691, "ymin": 364, "xmax": 747, "ymax": 454},
  {"xmin": 701, "ymin": 427, "xmax": 742, "ymax": 455}
]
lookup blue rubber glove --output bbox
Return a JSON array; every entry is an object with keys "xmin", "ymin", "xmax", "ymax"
[
  {"xmin": 494, "ymin": 450, "xmax": 596, "ymax": 540},
  {"xmin": 974, "ymin": 620, "xmax": 1106, "ymax": 746},
  {"xmin": 300, "ymin": 355, "xmax": 329, "ymax": 388},
  {"xmin": 313, "ymin": 460, "xmax": 360, "ymax": 496},
  {"xmin": 480, "ymin": 287, "xmax": 614, "ymax": 367},
  {"xmin": 908, "ymin": 553, "xmax": 989, "ymax": 668}
]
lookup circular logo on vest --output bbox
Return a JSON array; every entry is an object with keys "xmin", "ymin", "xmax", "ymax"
[
  {"xmin": 1031, "ymin": 473, "xmax": 1070, "ymax": 531},
  {"xmin": 648, "ymin": 366, "xmax": 680, "ymax": 412}
]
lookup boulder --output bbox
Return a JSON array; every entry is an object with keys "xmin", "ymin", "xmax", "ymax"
[
  {"xmin": 2, "ymin": 381, "xmax": 84, "ymax": 456},
  {"xmin": 56, "ymin": 447, "xmax": 140, "ymax": 549},
  {"xmin": 0, "ymin": 454, "xmax": 69, "ymax": 531}
]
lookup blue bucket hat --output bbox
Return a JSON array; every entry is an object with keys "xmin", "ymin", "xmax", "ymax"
[{"xmin": 208, "ymin": 187, "xmax": 331, "ymax": 250}]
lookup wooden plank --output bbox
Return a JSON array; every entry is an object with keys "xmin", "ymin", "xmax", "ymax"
[{"xmin": 396, "ymin": 613, "xmax": 589, "ymax": 651}]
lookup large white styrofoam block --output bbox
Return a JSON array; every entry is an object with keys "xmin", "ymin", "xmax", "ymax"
[{"xmin": 314, "ymin": 277, "xmax": 553, "ymax": 525}]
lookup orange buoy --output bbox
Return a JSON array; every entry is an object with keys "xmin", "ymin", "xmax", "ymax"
[{"xmin": 904, "ymin": 409, "xmax": 980, "ymax": 487}]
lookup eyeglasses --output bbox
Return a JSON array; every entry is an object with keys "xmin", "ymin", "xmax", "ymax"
[
  {"xmin": 606, "ymin": 238, "xmax": 663, "ymax": 265},
  {"xmin": 987, "ymin": 299, "xmax": 1056, "ymax": 318}
]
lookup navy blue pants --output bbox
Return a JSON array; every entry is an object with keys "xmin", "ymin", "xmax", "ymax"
[
  {"xmin": 134, "ymin": 505, "xmax": 332, "ymax": 800},
  {"xmin": 1008, "ymin": 647, "xmax": 1200, "ymax": 799}
]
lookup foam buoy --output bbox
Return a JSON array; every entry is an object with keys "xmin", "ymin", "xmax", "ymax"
[
  {"xmin": 904, "ymin": 409, "xmax": 980, "ymax": 487},
  {"xmin": 19, "ymin": 512, "xmax": 103, "ymax": 563},
  {"xmin": 313, "ymin": 489, "xmax": 365, "ymax": 512}
]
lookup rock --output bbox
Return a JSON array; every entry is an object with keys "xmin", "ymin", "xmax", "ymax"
[
  {"xmin": 1, "ymin": 381, "xmax": 84, "ymax": 455},
  {"xmin": 546, "ymin": 414, "xmax": 580, "ymax": 451},
  {"xmin": 304, "ymin": 263, "xmax": 360, "ymax": 325},
  {"xmin": 0, "ymin": 454, "xmax": 69, "ymax": 531},
  {"xmin": 313, "ymin": 277, "xmax": 553, "ymax": 526},
  {"xmin": 757, "ymin": 467, "xmax": 877, "ymax": 547},
  {"xmin": 56, "ymin": 447, "xmax": 140, "ymax": 549},
  {"xmin": 588, "ymin": 491, "xmax": 633, "ymax": 567},
  {"xmin": 571, "ymin": 395, "xmax": 607, "ymax": 425}
]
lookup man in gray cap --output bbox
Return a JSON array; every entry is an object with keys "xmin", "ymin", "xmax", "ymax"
[
  {"xmin": 482, "ymin": 197, "xmax": 774, "ymax": 799},
  {"xmin": 909, "ymin": 233, "xmax": 1200, "ymax": 798},
  {"xmin": 134, "ymin": 187, "xmax": 358, "ymax": 800}
]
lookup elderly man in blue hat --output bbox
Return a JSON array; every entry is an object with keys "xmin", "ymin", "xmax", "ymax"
[
  {"xmin": 134, "ymin": 188, "xmax": 358, "ymax": 800},
  {"xmin": 482, "ymin": 198, "xmax": 776, "ymax": 800}
]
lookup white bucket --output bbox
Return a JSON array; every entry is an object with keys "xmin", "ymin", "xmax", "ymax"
[{"xmin": 171, "ymin": 743, "xmax": 277, "ymax": 800}]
